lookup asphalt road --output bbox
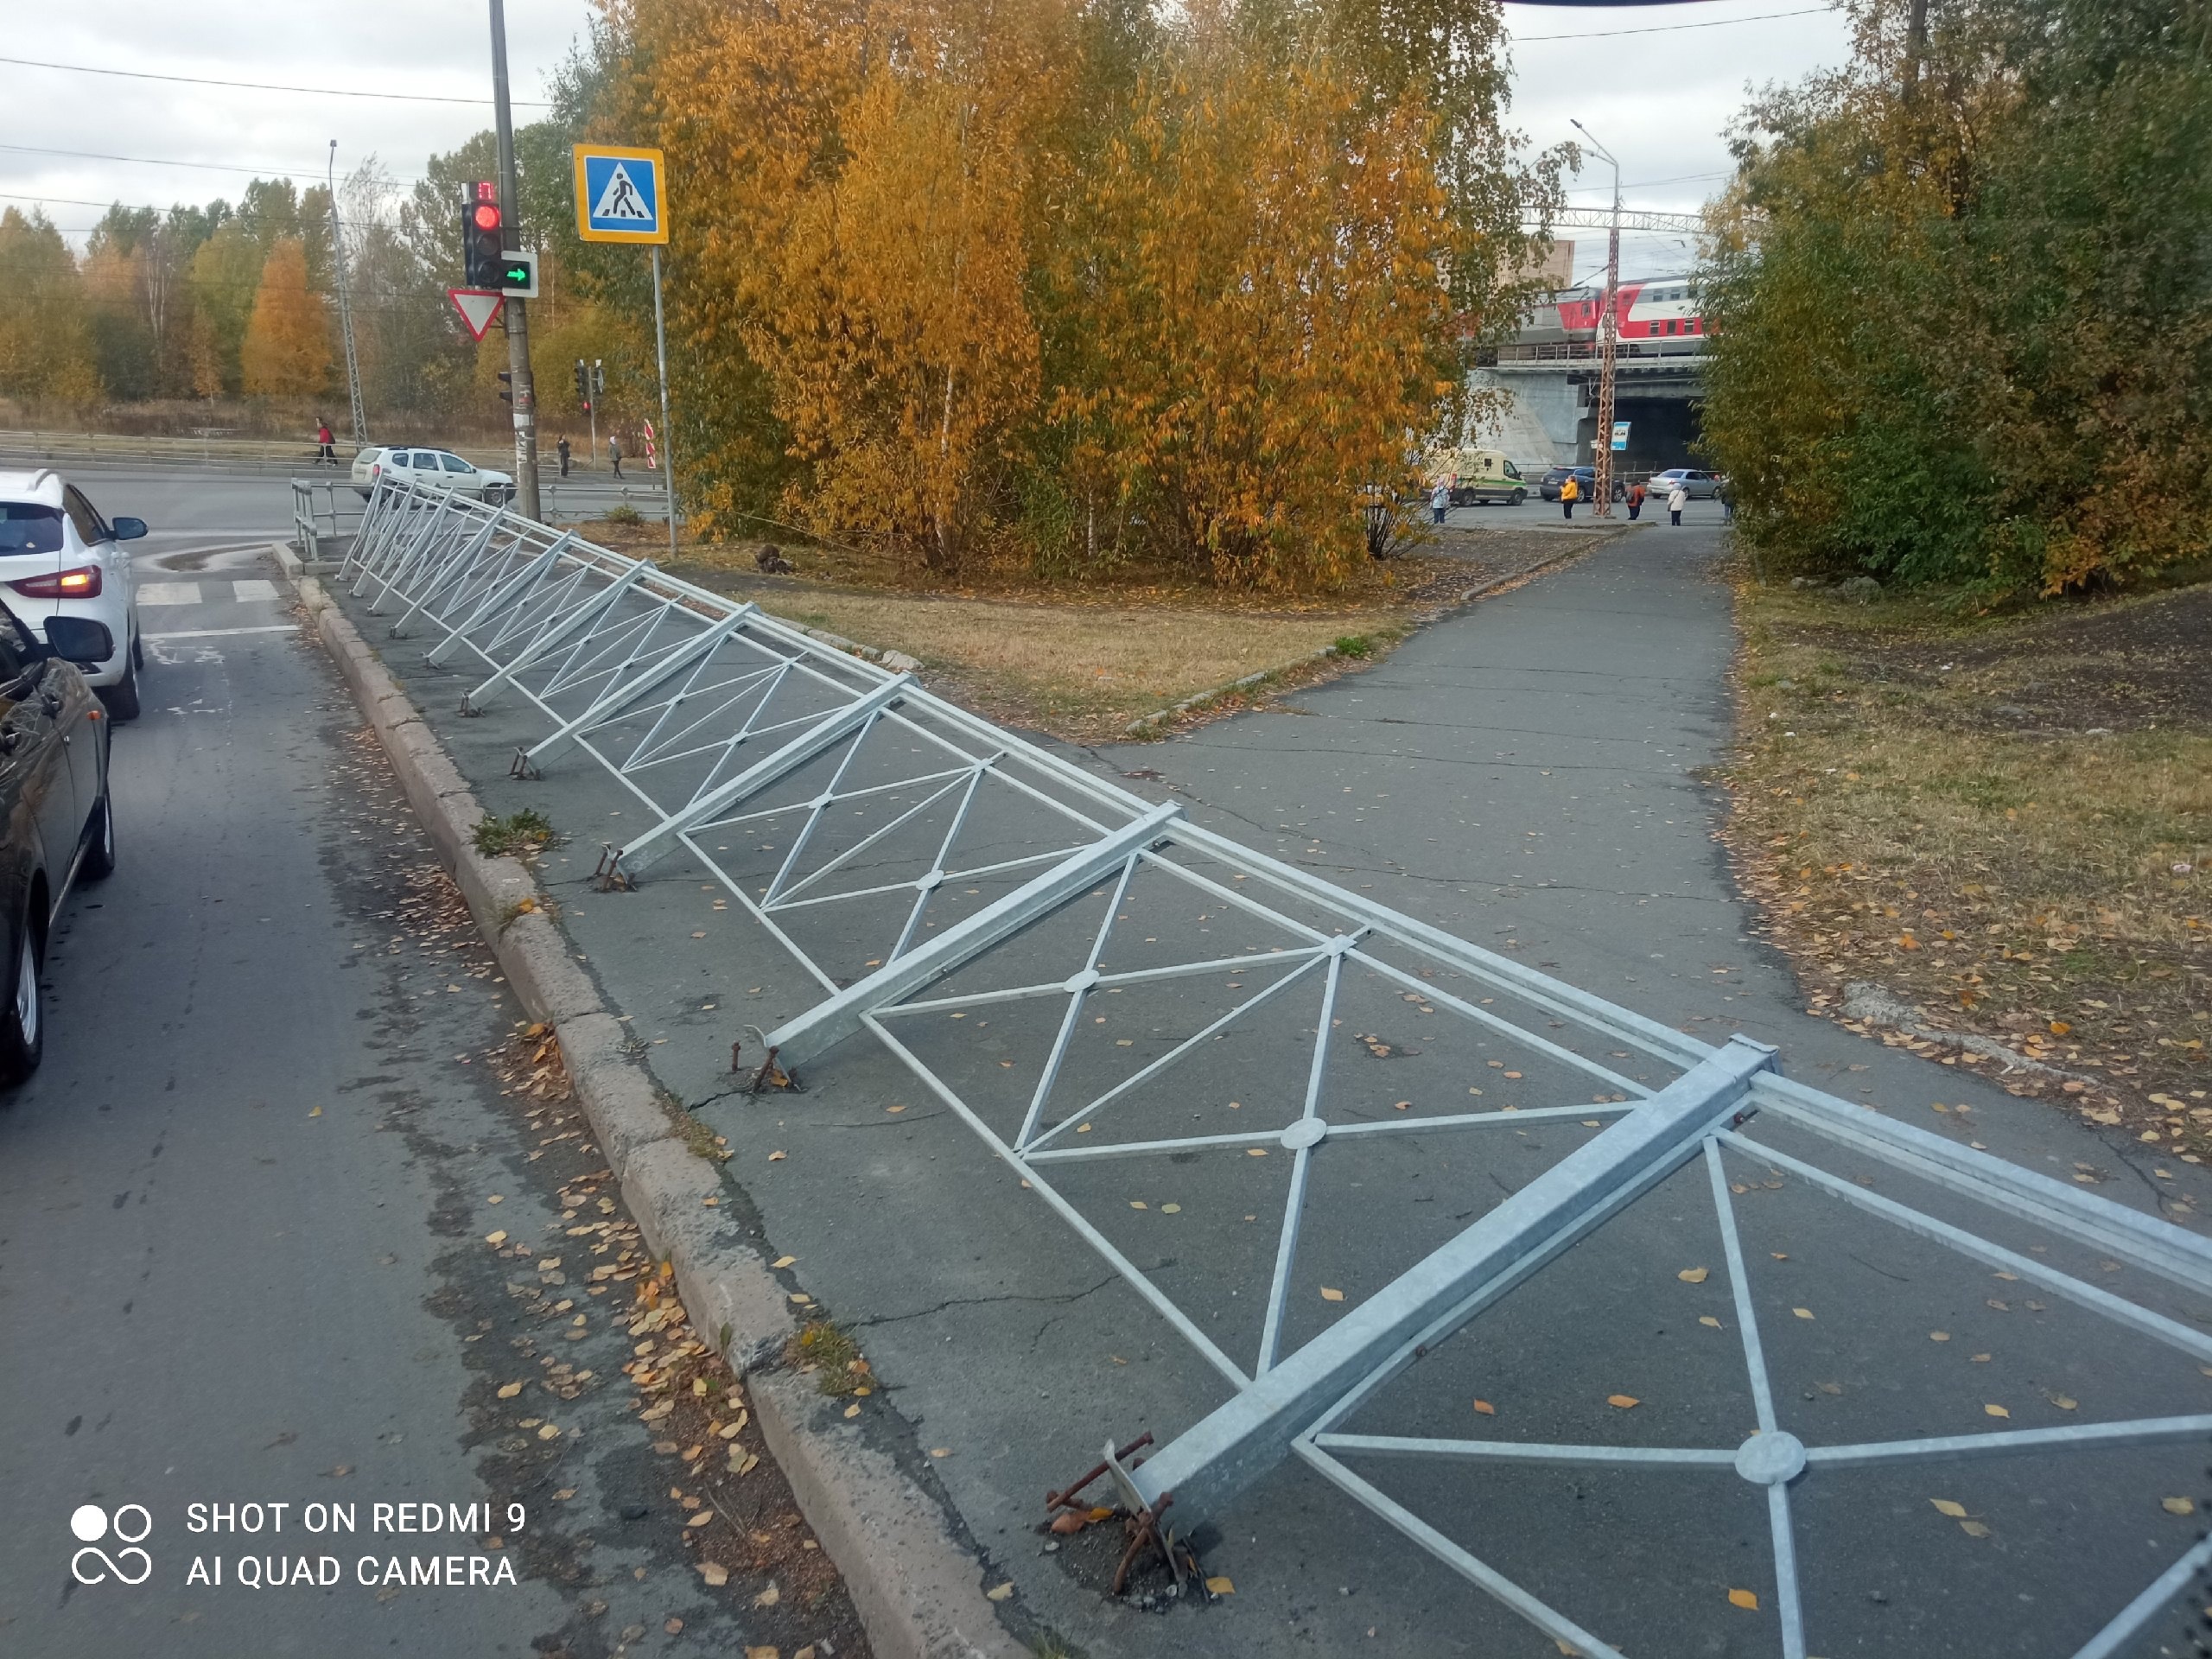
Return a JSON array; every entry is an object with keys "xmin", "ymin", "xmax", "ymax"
[
  {"xmin": 347, "ymin": 503, "xmax": 2212, "ymax": 1659},
  {"xmin": 0, "ymin": 471, "xmax": 857, "ymax": 1659}
]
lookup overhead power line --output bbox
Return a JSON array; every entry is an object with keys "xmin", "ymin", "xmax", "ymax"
[
  {"xmin": 1, "ymin": 143, "xmax": 430, "ymax": 184},
  {"xmin": 0, "ymin": 53, "xmax": 550, "ymax": 106},
  {"xmin": 1510, "ymin": 3, "xmax": 1837, "ymax": 42}
]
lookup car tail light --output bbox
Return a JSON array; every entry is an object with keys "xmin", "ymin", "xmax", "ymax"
[{"xmin": 9, "ymin": 565, "xmax": 102, "ymax": 599}]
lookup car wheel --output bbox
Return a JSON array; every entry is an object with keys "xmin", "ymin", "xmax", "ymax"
[
  {"xmin": 79, "ymin": 785, "xmax": 116, "ymax": 883},
  {"xmin": 99, "ymin": 658, "xmax": 142, "ymax": 723},
  {"xmin": 131, "ymin": 628, "xmax": 143, "ymax": 672},
  {"xmin": 0, "ymin": 906, "xmax": 45, "ymax": 1085},
  {"xmin": 1510, "ymin": 489, "xmax": 1526, "ymax": 505}
]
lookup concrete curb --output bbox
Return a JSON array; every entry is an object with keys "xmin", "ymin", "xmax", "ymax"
[{"xmin": 272, "ymin": 542, "xmax": 1026, "ymax": 1659}]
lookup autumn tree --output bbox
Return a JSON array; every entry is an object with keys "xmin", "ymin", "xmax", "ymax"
[
  {"xmin": 240, "ymin": 238, "xmax": 332, "ymax": 397},
  {"xmin": 0, "ymin": 208, "xmax": 101, "ymax": 403},
  {"xmin": 1702, "ymin": 0, "xmax": 2212, "ymax": 594}
]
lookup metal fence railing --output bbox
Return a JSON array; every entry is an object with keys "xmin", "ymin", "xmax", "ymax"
[
  {"xmin": 334, "ymin": 473, "xmax": 2212, "ymax": 1659},
  {"xmin": 290, "ymin": 478, "xmax": 370, "ymax": 566}
]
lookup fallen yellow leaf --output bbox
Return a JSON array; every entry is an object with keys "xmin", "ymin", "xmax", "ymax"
[
  {"xmin": 1793, "ymin": 1307, "xmax": 1815, "ymax": 1320},
  {"xmin": 1472, "ymin": 1399, "xmax": 1497, "ymax": 1416},
  {"xmin": 1206, "ymin": 1575, "xmax": 1236, "ymax": 1596},
  {"xmin": 497, "ymin": 1382, "xmax": 524, "ymax": 1400},
  {"xmin": 1699, "ymin": 1315, "xmax": 1722, "ymax": 1328},
  {"xmin": 2049, "ymin": 1395, "xmax": 2077, "ymax": 1411},
  {"xmin": 772, "ymin": 1255, "xmax": 796, "ymax": 1268},
  {"xmin": 1960, "ymin": 1519, "xmax": 1992, "ymax": 1538},
  {"xmin": 1320, "ymin": 1287, "xmax": 1345, "ymax": 1302},
  {"xmin": 1929, "ymin": 1331, "xmax": 1949, "ymax": 1342},
  {"xmin": 1607, "ymin": 1394, "xmax": 1640, "ymax": 1409},
  {"xmin": 485, "ymin": 1230, "xmax": 508, "ymax": 1246},
  {"xmin": 1727, "ymin": 1587, "xmax": 1759, "ymax": 1611},
  {"xmin": 843, "ymin": 1403, "xmax": 861, "ymax": 1419},
  {"xmin": 985, "ymin": 1581, "xmax": 1014, "ymax": 1602},
  {"xmin": 699, "ymin": 1561, "xmax": 728, "ymax": 1586},
  {"xmin": 1984, "ymin": 1403, "xmax": 2010, "ymax": 1419},
  {"xmin": 1930, "ymin": 1499, "xmax": 1967, "ymax": 1518},
  {"xmin": 753, "ymin": 1582, "xmax": 780, "ymax": 1608},
  {"xmin": 1678, "ymin": 1267, "xmax": 1710, "ymax": 1284},
  {"xmin": 767, "ymin": 1150, "xmax": 786, "ymax": 1162},
  {"xmin": 2164, "ymin": 1497, "xmax": 2197, "ymax": 1516},
  {"xmin": 308, "ymin": 1106, "xmax": 322, "ymax": 1117}
]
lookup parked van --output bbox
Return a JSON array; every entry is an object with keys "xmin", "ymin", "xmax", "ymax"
[{"xmin": 1427, "ymin": 448, "xmax": 1526, "ymax": 507}]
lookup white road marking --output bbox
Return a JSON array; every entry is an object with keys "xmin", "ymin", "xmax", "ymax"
[
  {"xmin": 138, "ymin": 582, "xmax": 202, "ymax": 606},
  {"xmin": 231, "ymin": 578, "xmax": 279, "ymax": 602},
  {"xmin": 144, "ymin": 625, "xmax": 295, "ymax": 641}
]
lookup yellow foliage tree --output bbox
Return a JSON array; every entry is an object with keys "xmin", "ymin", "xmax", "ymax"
[
  {"xmin": 239, "ymin": 238, "xmax": 331, "ymax": 397},
  {"xmin": 1054, "ymin": 30, "xmax": 1458, "ymax": 588},
  {"xmin": 758, "ymin": 4, "xmax": 1059, "ymax": 568},
  {"xmin": 0, "ymin": 208, "xmax": 102, "ymax": 403}
]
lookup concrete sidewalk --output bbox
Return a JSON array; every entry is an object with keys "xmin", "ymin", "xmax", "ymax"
[{"xmin": 327, "ymin": 517, "xmax": 2212, "ymax": 1659}]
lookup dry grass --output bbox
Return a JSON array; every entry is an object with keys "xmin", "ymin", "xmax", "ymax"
[
  {"xmin": 757, "ymin": 588, "xmax": 1377, "ymax": 737},
  {"xmin": 1722, "ymin": 577, "xmax": 2211, "ymax": 1163}
]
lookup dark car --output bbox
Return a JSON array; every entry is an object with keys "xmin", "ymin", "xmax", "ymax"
[
  {"xmin": 1539, "ymin": 466, "xmax": 1626, "ymax": 503},
  {"xmin": 0, "ymin": 598, "xmax": 115, "ymax": 1082}
]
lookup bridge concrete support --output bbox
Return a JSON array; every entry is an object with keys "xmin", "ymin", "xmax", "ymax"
[{"xmin": 1468, "ymin": 368, "xmax": 1584, "ymax": 470}]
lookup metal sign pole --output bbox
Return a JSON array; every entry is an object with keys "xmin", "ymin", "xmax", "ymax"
[
  {"xmin": 488, "ymin": 0, "xmax": 540, "ymax": 521},
  {"xmin": 652, "ymin": 246, "xmax": 677, "ymax": 559}
]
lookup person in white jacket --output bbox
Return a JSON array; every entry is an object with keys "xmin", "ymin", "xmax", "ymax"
[{"xmin": 1667, "ymin": 481, "xmax": 1688, "ymax": 526}]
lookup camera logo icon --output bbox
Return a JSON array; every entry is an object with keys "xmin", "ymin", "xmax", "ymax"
[{"xmin": 69, "ymin": 1503, "xmax": 152, "ymax": 1586}]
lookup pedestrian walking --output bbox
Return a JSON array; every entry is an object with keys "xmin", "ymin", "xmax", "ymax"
[
  {"xmin": 1560, "ymin": 473, "xmax": 1580, "ymax": 521},
  {"xmin": 1627, "ymin": 480, "xmax": 1645, "ymax": 521},
  {"xmin": 609, "ymin": 435, "xmax": 623, "ymax": 479},
  {"xmin": 556, "ymin": 435, "xmax": 572, "ymax": 478},
  {"xmin": 315, "ymin": 418, "xmax": 336, "ymax": 467},
  {"xmin": 1719, "ymin": 477, "xmax": 1736, "ymax": 524},
  {"xmin": 1667, "ymin": 481, "xmax": 1688, "ymax": 526},
  {"xmin": 1429, "ymin": 478, "xmax": 1451, "ymax": 527}
]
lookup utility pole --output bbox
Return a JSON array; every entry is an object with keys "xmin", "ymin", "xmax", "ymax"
[
  {"xmin": 327, "ymin": 141, "xmax": 367, "ymax": 448},
  {"xmin": 488, "ymin": 0, "xmax": 540, "ymax": 520},
  {"xmin": 1572, "ymin": 119, "xmax": 1622, "ymax": 520}
]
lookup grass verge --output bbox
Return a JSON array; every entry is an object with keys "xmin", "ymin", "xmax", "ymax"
[{"xmin": 1722, "ymin": 575, "xmax": 2210, "ymax": 1163}]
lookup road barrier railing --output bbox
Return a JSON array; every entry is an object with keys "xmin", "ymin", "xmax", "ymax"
[{"xmin": 337, "ymin": 474, "xmax": 2212, "ymax": 1659}]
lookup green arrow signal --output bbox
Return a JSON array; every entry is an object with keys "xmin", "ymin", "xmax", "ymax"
[{"xmin": 500, "ymin": 263, "xmax": 529, "ymax": 286}]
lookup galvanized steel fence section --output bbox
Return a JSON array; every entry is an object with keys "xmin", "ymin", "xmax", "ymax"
[{"xmin": 336, "ymin": 477, "xmax": 2212, "ymax": 1659}]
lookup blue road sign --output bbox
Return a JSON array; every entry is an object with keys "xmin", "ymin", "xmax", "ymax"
[{"xmin": 573, "ymin": 146, "xmax": 668, "ymax": 245}]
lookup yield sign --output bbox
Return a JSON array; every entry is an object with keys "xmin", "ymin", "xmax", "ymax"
[{"xmin": 448, "ymin": 289, "xmax": 505, "ymax": 341}]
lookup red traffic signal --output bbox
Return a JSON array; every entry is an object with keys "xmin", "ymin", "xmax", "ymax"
[{"xmin": 472, "ymin": 202, "xmax": 503, "ymax": 233}]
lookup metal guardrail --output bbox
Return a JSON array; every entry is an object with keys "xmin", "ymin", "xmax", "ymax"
[
  {"xmin": 290, "ymin": 477, "xmax": 369, "ymax": 566},
  {"xmin": 338, "ymin": 474, "xmax": 2212, "ymax": 1659},
  {"xmin": 2, "ymin": 429, "xmax": 512, "ymax": 475}
]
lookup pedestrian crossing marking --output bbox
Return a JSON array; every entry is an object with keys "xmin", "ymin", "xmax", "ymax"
[
  {"xmin": 591, "ymin": 162, "xmax": 653, "ymax": 222},
  {"xmin": 139, "ymin": 582, "xmax": 201, "ymax": 607},
  {"xmin": 232, "ymin": 579, "xmax": 279, "ymax": 602}
]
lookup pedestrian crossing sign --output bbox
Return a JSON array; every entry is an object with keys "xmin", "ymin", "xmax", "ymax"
[{"xmin": 573, "ymin": 145, "xmax": 668, "ymax": 245}]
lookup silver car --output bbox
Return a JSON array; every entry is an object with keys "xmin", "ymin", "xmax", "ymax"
[
  {"xmin": 351, "ymin": 446, "xmax": 514, "ymax": 505},
  {"xmin": 1647, "ymin": 468, "xmax": 1721, "ymax": 500}
]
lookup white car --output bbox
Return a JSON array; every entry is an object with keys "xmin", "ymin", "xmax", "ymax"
[
  {"xmin": 0, "ymin": 470, "xmax": 143, "ymax": 720},
  {"xmin": 351, "ymin": 446, "xmax": 514, "ymax": 505}
]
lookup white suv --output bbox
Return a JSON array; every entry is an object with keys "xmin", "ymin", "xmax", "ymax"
[
  {"xmin": 351, "ymin": 446, "xmax": 514, "ymax": 505},
  {"xmin": 0, "ymin": 470, "xmax": 143, "ymax": 720}
]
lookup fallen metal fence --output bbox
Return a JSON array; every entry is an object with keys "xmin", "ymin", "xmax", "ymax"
[{"xmin": 339, "ymin": 474, "xmax": 2212, "ymax": 1658}]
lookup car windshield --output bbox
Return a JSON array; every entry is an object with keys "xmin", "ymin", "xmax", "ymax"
[{"xmin": 0, "ymin": 503, "xmax": 64, "ymax": 555}]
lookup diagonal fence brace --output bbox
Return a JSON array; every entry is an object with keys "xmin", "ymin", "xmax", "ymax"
[
  {"xmin": 516, "ymin": 604, "xmax": 759, "ymax": 775},
  {"xmin": 1127, "ymin": 1033, "xmax": 1779, "ymax": 1524},
  {"xmin": 766, "ymin": 800, "xmax": 1185, "ymax": 1071},
  {"xmin": 605, "ymin": 671, "xmax": 916, "ymax": 880},
  {"xmin": 461, "ymin": 561, "xmax": 654, "ymax": 715}
]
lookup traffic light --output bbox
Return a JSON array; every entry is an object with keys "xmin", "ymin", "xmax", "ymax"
[
  {"xmin": 497, "ymin": 370, "xmax": 514, "ymax": 404},
  {"xmin": 462, "ymin": 181, "xmax": 505, "ymax": 289},
  {"xmin": 592, "ymin": 360, "xmax": 606, "ymax": 395},
  {"xmin": 574, "ymin": 359, "xmax": 590, "ymax": 410}
]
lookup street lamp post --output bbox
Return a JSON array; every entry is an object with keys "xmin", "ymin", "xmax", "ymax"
[
  {"xmin": 327, "ymin": 141, "xmax": 367, "ymax": 448},
  {"xmin": 1571, "ymin": 118, "xmax": 1622, "ymax": 520}
]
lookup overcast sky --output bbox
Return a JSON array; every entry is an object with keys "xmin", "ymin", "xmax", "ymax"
[{"xmin": 3, "ymin": 0, "xmax": 1851, "ymax": 281}]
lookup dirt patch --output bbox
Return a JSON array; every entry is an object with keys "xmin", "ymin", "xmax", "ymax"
[{"xmin": 1722, "ymin": 577, "xmax": 2210, "ymax": 1165}]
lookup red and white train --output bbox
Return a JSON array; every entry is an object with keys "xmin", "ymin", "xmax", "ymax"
[{"xmin": 1521, "ymin": 275, "xmax": 1705, "ymax": 351}]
